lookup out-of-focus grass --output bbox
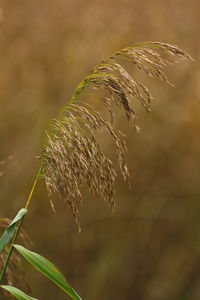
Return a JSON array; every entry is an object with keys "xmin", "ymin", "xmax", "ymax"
[{"xmin": 0, "ymin": 0, "xmax": 199, "ymax": 299}]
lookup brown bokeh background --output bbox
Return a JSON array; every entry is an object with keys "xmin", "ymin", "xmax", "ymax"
[{"xmin": 0, "ymin": 0, "xmax": 200, "ymax": 299}]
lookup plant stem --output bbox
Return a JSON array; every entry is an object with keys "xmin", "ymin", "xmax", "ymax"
[
  {"xmin": 0, "ymin": 166, "xmax": 42, "ymax": 283},
  {"xmin": 25, "ymin": 166, "xmax": 42, "ymax": 210}
]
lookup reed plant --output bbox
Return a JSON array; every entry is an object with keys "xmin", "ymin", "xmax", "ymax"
[{"xmin": 0, "ymin": 42, "xmax": 192, "ymax": 300}]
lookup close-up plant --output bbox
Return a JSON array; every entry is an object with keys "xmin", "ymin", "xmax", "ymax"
[{"xmin": 0, "ymin": 41, "xmax": 192, "ymax": 299}]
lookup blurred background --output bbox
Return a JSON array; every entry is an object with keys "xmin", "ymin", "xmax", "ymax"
[{"xmin": 0, "ymin": 0, "xmax": 199, "ymax": 299}]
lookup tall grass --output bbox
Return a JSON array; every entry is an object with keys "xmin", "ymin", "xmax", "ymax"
[{"xmin": 0, "ymin": 42, "xmax": 192, "ymax": 300}]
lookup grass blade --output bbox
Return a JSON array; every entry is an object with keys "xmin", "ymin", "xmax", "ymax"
[
  {"xmin": 1, "ymin": 285, "xmax": 38, "ymax": 300},
  {"xmin": 14, "ymin": 245, "xmax": 83, "ymax": 300},
  {"xmin": 0, "ymin": 209, "xmax": 27, "ymax": 254}
]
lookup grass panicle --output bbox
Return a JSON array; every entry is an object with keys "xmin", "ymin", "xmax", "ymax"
[
  {"xmin": 41, "ymin": 42, "xmax": 192, "ymax": 230},
  {"xmin": 42, "ymin": 103, "xmax": 128, "ymax": 232}
]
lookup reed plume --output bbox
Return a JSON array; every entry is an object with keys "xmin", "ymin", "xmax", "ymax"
[{"xmin": 41, "ymin": 42, "xmax": 192, "ymax": 231}]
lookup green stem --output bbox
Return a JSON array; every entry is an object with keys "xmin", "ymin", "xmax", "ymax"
[
  {"xmin": 0, "ymin": 166, "xmax": 42, "ymax": 283},
  {"xmin": 25, "ymin": 166, "xmax": 42, "ymax": 210}
]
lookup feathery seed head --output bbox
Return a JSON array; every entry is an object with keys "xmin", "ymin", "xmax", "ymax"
[
  {"xmin": 42, "ymin": 42, "xmax": 192, "ymax": 230},
  {"xmin": 42, "ymin": 104, "xmax": 128, "ymax": 231}
]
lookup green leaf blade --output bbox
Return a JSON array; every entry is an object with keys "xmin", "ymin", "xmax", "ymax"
[
  {"xmin": 0, "ymin": 209, "xmax": 27, "ymax": 254},
  {"xmin": 1, "ymin": 285, "xmax": 38, "ymax": 300},
  {"xmin": 14, "ymin": 245, "xmax": 83, "ymax": 300}
]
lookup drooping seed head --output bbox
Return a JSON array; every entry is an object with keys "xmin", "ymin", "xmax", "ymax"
[{"xmin": 42, "ymin": 42, "xmax": 192, "ymax": 230}]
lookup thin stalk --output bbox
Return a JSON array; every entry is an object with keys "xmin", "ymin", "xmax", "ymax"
[
  {"xmin": 25, "ymin": 166, "xmax": 42, "ymax": 210},
  {"xmin": 0, "ymin": 166, "xmax": 42, "ymax": 283}
]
